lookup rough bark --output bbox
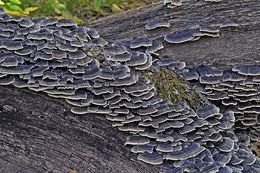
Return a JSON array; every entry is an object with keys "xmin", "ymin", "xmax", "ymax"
[
  {"xmin": 1, "ymin": 0, "xmax": 260, "ymax": 172},
  {"xmin": 90, "ymin": 0, "xmax": 260, "ymax": 69},
  {"xmin": 0, "ymin": 86, "xmax": 161, "ymax": 173}
]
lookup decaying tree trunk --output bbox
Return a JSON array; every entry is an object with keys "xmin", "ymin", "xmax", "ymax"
[
  {"xmin": 0, "ymin": 86, "xmax": 161, "ymax": 172},
  {"xmin": 90, "ymin": 0, "xmax": 260, "ymax": 69},
  {"xmin": 0, "ymin": 0, "xmax": 259, "ymax": 172}
]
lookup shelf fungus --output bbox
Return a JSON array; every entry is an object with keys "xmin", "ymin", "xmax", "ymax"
[
  {"xmin": 181, "ymin": 63, "xmax": 260, "ymax": 150},
  {"xmin": 145, "ymin": 19, "xmax": 171, "ymax": 30},
  {"xmin": 164, "ymin": 29, "xmax": 194, "ymax": 44},
  {"xmin": 0, "ymin": 7, "xmax": 260, "ymax": 173}
]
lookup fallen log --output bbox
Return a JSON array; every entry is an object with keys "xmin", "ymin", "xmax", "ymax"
[
  {"xmin": 0, "ymin": 0, "xmax": 260, "ymax": 172},
  {"xmin": 0, "ymin": 86, "xmax": 161, "ymax": 172},
  {"xmin": 90, "ymin": 0, "xmax": 260, "ymax": 69}
]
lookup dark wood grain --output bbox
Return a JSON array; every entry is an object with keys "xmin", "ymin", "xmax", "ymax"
[
  {"xmin": 0, "ymin": 86, "xmax": 161, "ymax": 173},
  {"xmin": 90, "ymin": 0, "xmax": 260, "ymax": 69},
  {"xmin": 1, "ymin": 0, "xmax": 259, "ymax": 172}
]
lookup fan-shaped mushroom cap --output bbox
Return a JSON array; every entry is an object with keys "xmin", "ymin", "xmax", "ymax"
[
  {"xmin": 232, "ymin": 65, "xmax": 260, "ymax": 76},
  {"xmin": 166, "ymin": 142, "xmax": 205, "ymax": 161},
  {"xmin": 110, "ymin": 53, "xmax": 131, "ymax": 62},
  {"xmin": 0, "ymin": 75, "xmax": 15, "ymax": 85},
  {"xmin": 126, "ymin": 52, "xmax": 149, "ymax": 66},
  {"xmin": 70, "ymin": 39, "xmax": 84, "ymax": 48},
  {"xmin": 27, "ymin": 33, "xmax": 54, "ymax": 41},
  {"xmin": 157, "ymin": 55, "xmax": 179, "ymax": 66},
  {"xmin": 164, "ymin": 29, "xmax": 193, "ymax": 44},
  {"xmin": 125, "ymin": 135, "xmax": 150, "ymax": 146},
  {"xmin": 199, "ymin": 76, "xmax": 221, "ymax": 84},
  {"xmin": 230, "ymin": 155, "xmax": 244, "ymax": 165},
  {"xmin": 0, "ymin": 65, "xmax": 33, "ymax": 75},
  {"xmin": 112, "ymin": 75, "xmax": 137, "ymax": 86},
  {"xmin": 156, "ymin": 143, "xmax": 174, "ymax": 153},
  {"xmin": 1, "ymin": 40, "xmax": 23, "ymax": 50},
  {"xmin": 131, "ymin": 144, "xmax": 154, "ymax": 154},
  {"xmin": 130, "ymin": 37, "xmax": 153, "ymax": 49},
  {"xmin": 216, "ymin": 137, "xmax": 235, "ymax": 152},
  {"xmin": 137, "ymin": 151, "xmax": 164, "ymax": 165},
  {"xmin": 135, "ymin": 54, "xmax": 153, "ymax": 70},
  {"xmin": 197, "ymin": 104, "xmax": 219, "ymax": 119},
  {"xmin": 56, "ymin": 19, "xmax": 76, "ymax": 27},
  {"xmin": 19, "ymin": 17, "xmax": 34, "ymax": 28},
  {"xmin": 145, "ymin": 40, "xmax": 164, "ymax": 53},
  {"xmin": 104, "ymin": 44, "xmax": 127, "ymax": 55},
  {"xmin": 181, "ymin": 68, "xmax": 199, "ymax": 81},
  {"xmin": 145, "ymin": 19, "xmax": 171, "ymax": 30},
  {"xmin": 196, "ymin": 64, "xmax": 223, "ymax": 77},
  {"xmin": 82, "ymin": 66, "xmax": 100, "ymax": 80},
  {"xmin": 199, "ymin": 24, "xmax": 220, "ymax": 33},
  {"xmin": 213, "ymin": 152, "xmax": 232, "ymax": 165}
]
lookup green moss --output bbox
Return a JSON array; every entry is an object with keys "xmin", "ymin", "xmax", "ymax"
[
  {"xmin": 143, "ymin": 68, "xmax": 204, "ymax": 110},
  {"xmin": 1, "ymin": 0, "xmax": 156, "ymax": 23}
]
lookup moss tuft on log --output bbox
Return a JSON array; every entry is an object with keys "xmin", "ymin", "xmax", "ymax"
[{"xmin": 143, "ymin": 68, "xmax": 204, "ymax": 110}]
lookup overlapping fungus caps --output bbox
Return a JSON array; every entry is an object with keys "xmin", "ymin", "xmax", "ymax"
[
  {"xmin": 1, "ymin": 7, "xmax": 260, "ymax": 172},
  {"xmin": 156, "ymin": 55, "xmax": 186, "ymax": 70},
  {"xmin": 181, "ymin": 64, "xmax": 260, "ymax": 143},
  {"xmin": 164, "ymin": 24, "xmax": 220, "ymax": 44}
]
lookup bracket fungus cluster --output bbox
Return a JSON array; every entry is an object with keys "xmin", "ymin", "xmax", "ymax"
[
  {"xmin": 164, "ymin": 24, "xmax": 220, "ymax": 44},
  {"xmin": 179, "ymin": 64, "xmax": 260, "ymax": 145},
  {"xmin": 0, "ymin": 6, "xmax": 260, "ymax": 173}
]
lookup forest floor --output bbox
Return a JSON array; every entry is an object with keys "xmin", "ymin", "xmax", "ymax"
[{"xmin": 1, "ymin": 0, "xmax": 159, "ymax": 24}]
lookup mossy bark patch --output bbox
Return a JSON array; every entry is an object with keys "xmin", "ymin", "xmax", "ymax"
[
  {"xmin": 143, "ymin": 68, "xmax": 204, "ymax": 110},
  {"xmin": 251, "ymin": 140, "xmax": 260, "ymax": 157}
]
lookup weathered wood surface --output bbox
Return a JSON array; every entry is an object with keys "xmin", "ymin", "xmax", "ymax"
[
  {"xmin": 0, "ymin": 0, "xmax": 260, "ymax": 172},
  {"xmin": 0, "ymin": 86, "xmax": 161, "ymax": 172},
  {"xmin": 90, "ymin": 0, "xmax": 260, "ymax": 69}
]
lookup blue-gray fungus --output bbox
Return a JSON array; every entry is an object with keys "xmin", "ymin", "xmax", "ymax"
[
  {"xmin": 145, "ymin": 19, "xmax": 171, "ymax": 30},
  {"xmin": 0, "ymin": 7, "xmax": 260, "ymax": 173},
  {"xmin": 180, "ymin": 64, "xmax": 260, "ymax": 157},
  {"xmin": 164, "ymin": 29, "xmax": 194, "ymax": 44}
]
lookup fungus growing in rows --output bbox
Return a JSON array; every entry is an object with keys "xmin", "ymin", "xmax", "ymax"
[
  {"xmin": 232, "ymin": 65, "xmax": 260, "ymax": 76},
  {"xmin": 166, "ymin": 142, "xmax": 205, "ymax": 161},
  {"xmin": 18, "ymin": 17, "xmax": 35, "ymax": 28},
  {"xmin": 1, "ymin": 8, "xmax": 260, "ymax": 173},
  {"xmin": 137, "ymin": 151, "xmax": 164, "ymax": 165},
  {"xmin": 131, "ymin": 144, "xmax": 154, "ymax": 154}
]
